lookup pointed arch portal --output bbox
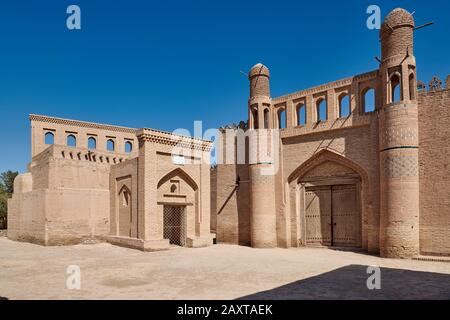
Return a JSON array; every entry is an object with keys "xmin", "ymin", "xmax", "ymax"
[
  {"xmin": 157, "ymin": 168, "xmax": 198, "ymax": 191},
  {"xmin": 157, "ymin": 168, "xmax": 199, "ymax": 247},
  {"xmin": 288, "ymin": 149, "xmax": 367, "ymax": 249}
]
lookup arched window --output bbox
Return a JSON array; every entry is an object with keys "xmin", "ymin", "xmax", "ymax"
[
  {"xmin": 263, "ymin": 108, "xmax": 269, "ymax": 129},
  {"xmin": 252, "ymin": 108, "xmax": 258, "ymax": 129},
  {"xmin": 121, "ymin": 189, "xmax": 130, "ymax": 207},
  {"xmin": 390, "ymin": 74, "xmax": 401, "ymax": 103},
  {"xmin": 362, "ymin": 88, "xmax": 375, "ymax": 113},
  {"xmin": 88, "ymin": 137, "xmax": 96, "ymax": 150},
  {"xmin": 316, "ymin": 98, "xmax": 327, "ymax": 122},
  {"xmin": 170, "ymin": 184, "xmax": 177, "ymax": 193},
  {"xmin": 67, "ymin": 135, "xmax": 76, "ymax": 147},
  {"xmin": 107, "ymin": 139, "xmax": 115, "ymax": 152},
  {"xmin": 45, "ymin": 132, "xmax": 54, "ymax": 145},
  {"xmin": 409, "ymin": 73, "xmax": 416, "ymax": 101},
  {"xmin": 125, "ymin": 141, "xmax": 133, "ymax": 153},
  {"xmin": 339, "ymin": 94, "xmax": 350, "ymax": 117},
  {"xmin": 297, "ymin": 104, "xmax": 306, "ymax": 126},
  {"xmin": 278, "ymin": 109, "xmax": 286, "ymax": 129}
]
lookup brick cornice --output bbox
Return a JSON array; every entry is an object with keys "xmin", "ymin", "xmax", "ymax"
[
  {"xmin": 29, "ymin": 114, "xmax": 137, "ymax": 134},
  {"xmin": 137, "ymin": 128, "xmax": 213, "ymax": 151}
]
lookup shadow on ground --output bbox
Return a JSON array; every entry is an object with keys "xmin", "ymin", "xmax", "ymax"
[{"xmin": 238, "ymin": 265, "xmax": 450, "ymax": 300}]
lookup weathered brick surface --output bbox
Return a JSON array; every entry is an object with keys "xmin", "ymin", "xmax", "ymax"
[
  {"xmin": 8, "ymin": 145, "xmax": 115, "ymax": 245},
  {"xmin": 418, "ymin": 88, "xmax": 450, "ymax": 256}
]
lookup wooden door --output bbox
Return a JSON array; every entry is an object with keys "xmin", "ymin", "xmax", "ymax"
[
  {"xmin": 332, "ymin": 185, "xmax": 358, "ymax": 247},
  {"xmin": 305, "ymin": 186, "xmax": 332, "ymax": 246}
]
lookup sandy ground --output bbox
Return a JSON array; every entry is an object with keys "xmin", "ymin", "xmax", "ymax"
[{"xmin": 0, "ymin": 236, "xmax": 449, "ymax": 300}]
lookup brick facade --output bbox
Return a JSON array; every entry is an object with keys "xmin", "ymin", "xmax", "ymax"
[
  {"xmin": 9, "ymin": 116, "xmax": 214, "ymax": 251},
  {"xmin": 7, "ymin": 7, "xmax": 449, "ymax": 259},
  {"xmin": 213, "ymin": 8, "xmax": 450, "ymax": 258}
]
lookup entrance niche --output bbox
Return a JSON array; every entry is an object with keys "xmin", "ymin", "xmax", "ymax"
[
  {"xmin": 157, "ymin": 168, "xmax": 199, "ymax": 247},
  {"xmin": 288, "ymin": 150, "xmax": 366, "ymax": 249}
]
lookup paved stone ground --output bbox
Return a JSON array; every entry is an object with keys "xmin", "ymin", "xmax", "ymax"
[{"xmin": 0, "ymin": 237, "xmax": 449, "ymax": 300}]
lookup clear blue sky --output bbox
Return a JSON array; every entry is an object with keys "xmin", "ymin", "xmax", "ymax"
[{"xmin": 0, "ymin": 0, "xmax": 449, "ymax": 173}]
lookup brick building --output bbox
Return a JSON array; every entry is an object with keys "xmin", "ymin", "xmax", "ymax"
[
  {"xmin": 8, "ymin": 8, "xmax": 450, "ymax": 259},
  {"xmin": 212, "ymin": 8, "xmax": 450, "ymax": 258},
  {"xmin": 8, "ymin": 115, "xmax": 214, "ymax": 251}
]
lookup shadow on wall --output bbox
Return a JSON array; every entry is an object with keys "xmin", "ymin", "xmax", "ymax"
[{"xmin": 237, "ymin": 265, "xmax": 450, "ymax": 300}]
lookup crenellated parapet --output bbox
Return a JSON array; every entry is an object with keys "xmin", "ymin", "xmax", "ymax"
[
  {"xmin": 416, "ymin": 75, "xmax": 450, "ymax": 94},
  {"xmin": 31, "ymin": 144, "xmax": 131, "ymax": 167}
]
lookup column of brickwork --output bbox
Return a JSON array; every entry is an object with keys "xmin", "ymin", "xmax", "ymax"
[
  {"xmin": 378, "ymin": 8, "xmax": 419, "ymax": 258},
  {"xmin": 249, "ymin": 161, "xmax": 277, "ymax": 247},
  {"xmin": 137, "ymin": 135, "xmax": 151, "ymax": 240},
  {"xmin": 248, "ymin": 63, "xmax": 278, "ymax": 248},
  {"xmin": 327, "ymin": 89, "xmax": 336, "ymax": 120},
  {"xmin": 305, "ymin": 95, "xmax": 314, "ymax": 124},
  {"xmin": 286, "ymin": 100, "xmax": 295, "ymax": 128}
]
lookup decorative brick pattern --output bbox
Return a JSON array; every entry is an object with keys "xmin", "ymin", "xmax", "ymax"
[
  {"xmin": 382, "ymin": 127, "xmax": 418, "ymax": 146},
  {"xmin": 383, "ymin": 155, "xmax": 419, "ymax": 178}
]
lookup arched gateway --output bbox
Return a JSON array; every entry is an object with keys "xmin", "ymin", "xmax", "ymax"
[{"xmin": 288, "ymin": 149, "xmax": 369, "ymax": 249}]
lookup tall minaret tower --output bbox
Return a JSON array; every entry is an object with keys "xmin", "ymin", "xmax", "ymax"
[
  {"xmin": 247, "ymin": 63, "xmax": 278, "ymax": 248},
  {"xmin": 379, "ymin": 8, "xmax": 419, "ymax": 258}
]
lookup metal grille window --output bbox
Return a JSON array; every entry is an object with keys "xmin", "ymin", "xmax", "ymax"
[{"xmin": 163, "ymin": 206, "xmax": 186, "ymax": 247}]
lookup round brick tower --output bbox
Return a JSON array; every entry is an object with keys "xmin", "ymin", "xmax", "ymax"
[
  {"xmin": 379, "ymin": 8, "xmax": 419, "ymax": 258},
  {"xmin": 248, "ymin": 63, "xmax": 277, "ymax": 248}
]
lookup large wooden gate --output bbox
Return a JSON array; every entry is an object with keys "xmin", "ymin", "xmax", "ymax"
[{"xmin": 305, "ymin": 185, "xmax": 360, "ymax": 247}]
